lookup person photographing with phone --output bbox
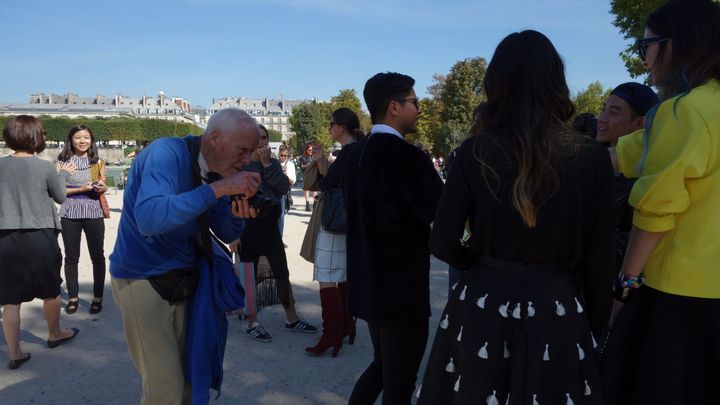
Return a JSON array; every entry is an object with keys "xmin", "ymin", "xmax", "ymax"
[{"xmin": 56, "ymin": 125, "xmax": 109, "ymax": 315}]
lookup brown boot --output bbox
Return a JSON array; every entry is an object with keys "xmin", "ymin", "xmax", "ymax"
[
  {"xmin": 337, "ymin": 282, "xmax": 356, "ymax": 345},
  {"xmin": 305, "ymin": 287, "xmax": 343, "ymax": 357}
]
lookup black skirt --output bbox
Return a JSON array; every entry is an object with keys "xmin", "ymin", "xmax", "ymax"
[
  {"xmin": 418, "ymin": 257, "xmax": 603, "ymax": 405},
  {"xmin": 600, "ymin": 285, "xmax": 720, "ymax": 405},
  {"xmin": 0, "ymin": 228, "xmax": 63, "ymax": 305},
  {"xmin": 239, "ymin": 205, "xmax": 291, "ymax": 309}
]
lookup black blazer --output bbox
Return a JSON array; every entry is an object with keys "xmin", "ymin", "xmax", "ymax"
[{"xmin": 344, "ymin": 133, "xmax": 443, "ymax": 322}]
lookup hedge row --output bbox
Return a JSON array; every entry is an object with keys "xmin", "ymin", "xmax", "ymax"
[{"xmin": 0, "ymin": 115, "xmax": 204, "ymax": 142}]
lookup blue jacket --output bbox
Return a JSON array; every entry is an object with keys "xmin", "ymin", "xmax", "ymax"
[
  {"xmin": 109, "ymin": 136, "xmax": 244, "ymax": 278},
  {"xmin": 185, "ymin": 237, "xmax": 245, "ymax": 404}
]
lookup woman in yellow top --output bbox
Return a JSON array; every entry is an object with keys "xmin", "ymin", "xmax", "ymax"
[{"xmin": 602, "ymin": 0, "xmax": 720, "ymax": 403}]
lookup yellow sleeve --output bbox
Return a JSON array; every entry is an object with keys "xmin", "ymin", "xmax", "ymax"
[
  {"xmin": 629, "ymin": 98, "xmax": 711, "ymax": 232},
  {"xmin": 616, "ymin": 129, "xmax": 644, "ymax": 178}
]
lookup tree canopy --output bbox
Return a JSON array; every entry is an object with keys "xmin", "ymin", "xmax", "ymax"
[
  {"xmin": 414, "ymin": 57, "xmax": 488, "ymax": 156},
  {"xmin": 572, "ymin": 81, "xmax": 612, "ymax": 117}
]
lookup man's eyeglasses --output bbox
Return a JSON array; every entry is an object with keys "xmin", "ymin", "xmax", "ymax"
[
  {"xmin": 328, "ymin": 121, "xmax": 338, "ymax": 129},
  {"xmin": 279, "ymin": 154, "xmax": 289, "ymax": 157},
  {"xmin": 396, "ymin": 97, "xmax": 420, "ymax": 109},
  {"xmin": 636, "ymin": 37, "xmax": 669, "ymax": 60}
]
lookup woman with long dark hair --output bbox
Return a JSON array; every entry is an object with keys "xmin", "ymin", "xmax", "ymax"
[
  {"xmin": 0, "ymin": 116, "xmax": 80, "ymax": 370},
  {"xmin": 57, "ymin": 125, "xmax": 108, "ymax": 314},
  {"xmin": 417, "ymin": 30, "xmax": 615, "ymax": 404},
  {"xmin": 305, "ymin": 108, "xmax": 364, "ymax": 357},
  {"xmin": 602, "ymin": 1, "xmax": 720, "ymax": 403}
]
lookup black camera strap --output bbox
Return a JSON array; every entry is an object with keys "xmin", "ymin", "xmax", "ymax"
[{"xmin": 185, "ymin": 136, "xmax": 213, "ymax": 269}]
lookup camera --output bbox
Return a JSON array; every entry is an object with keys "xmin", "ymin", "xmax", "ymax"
[{"xmin": 234, "ymin": 161, "xmax": 273, "ymax": 217}]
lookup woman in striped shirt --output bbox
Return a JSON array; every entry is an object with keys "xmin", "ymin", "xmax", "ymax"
[{"xmin": 57, "ymin": 125, "xmax": 107, "ymax": 315}]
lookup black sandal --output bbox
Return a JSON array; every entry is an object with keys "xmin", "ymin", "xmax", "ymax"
[
  {"xmin": 89, "ymin": 299, "xmax": 103, "ymax": 315},
  {"xmin": 65, "ymin": 300, "xmax": 79, "ymax": 314}
]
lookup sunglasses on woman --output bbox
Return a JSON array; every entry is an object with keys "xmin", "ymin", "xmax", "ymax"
[{"xmin": 636, "ymin": 37, "xmax": 669, "ymax": 60}]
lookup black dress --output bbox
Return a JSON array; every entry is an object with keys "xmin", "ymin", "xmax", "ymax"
[{"xmin": 418, "ymin": 136, "xmax": 616, "ymax": 405}]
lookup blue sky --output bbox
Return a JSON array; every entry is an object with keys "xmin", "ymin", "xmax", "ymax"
[{"xmin": 0, "ymin": 0, "xmax": 638, "ymax": 107}]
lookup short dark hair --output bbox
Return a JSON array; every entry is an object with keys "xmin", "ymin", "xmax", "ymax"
[
  {"xmin": 258, "ymin": 124, "xmax": 269, "ymax": 137},
  {"xmin": 363, "ymin": 72, "xmax": 415, "ymax": 123},
  {"xmin": 58, "ymin": 125, "xmax": 100, "ymax": 164},
  {"xmin": 2, "ymin": 115, "xmax": 46, "ymax": 153}
]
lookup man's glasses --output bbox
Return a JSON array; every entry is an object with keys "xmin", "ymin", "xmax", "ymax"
[
  {"xmin": 279, "ymin": 154, "xmax": 289, "ymax": 157},
  {"xmin": 396, "ymin": 97, "xmax": 420, "ymax": 109},
  {"xmin": 636, "ymin": 37, "xmax": 669, "ymax": 59},
  {"xmin": 329, "ymin": 121, "xmax": 338, "ymax": 129}
]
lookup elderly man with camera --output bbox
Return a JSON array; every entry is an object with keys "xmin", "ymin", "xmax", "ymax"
[{"xmin": 109, "ymin": 108, "xmax": 262, "ymax": 404}]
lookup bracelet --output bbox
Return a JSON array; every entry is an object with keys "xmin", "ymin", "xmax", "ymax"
[
  {"xmin": 614, "ymin": 286, "xmax": 638, "ymax": 303},
  {"xmin": 617, "ymin": 273, "xmax": 645, "ymax": 288}
]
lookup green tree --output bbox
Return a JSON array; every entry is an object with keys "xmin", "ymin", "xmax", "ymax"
[
  {"xmin": 610, "ymin": 0, "xmax": 720, "ymax": 77},
  {"xmin": 409, "ymin": 97, "xmax": 441, "ymax": 152},
  {"xmin": 573, "ymin": 81, "xmax": 612, "ymax": 117},
  {"xmin": 288, "ymin": 102, "xmax": 331, "ymax": 150},
  {"xmin": 266, "ymin": 128, "xmax": 283, "ymax": 142},
  {"xmin": 433, "ymin": 57, "xmax": 488, "ymax": 156}
]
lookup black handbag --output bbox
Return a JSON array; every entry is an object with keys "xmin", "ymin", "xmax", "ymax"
[
  {"xmin": 321, "ymin": 188, "xmax": 346, "ymax": 233},
  {"xmin": 148, "ymin": 266, "xmax": 200, "ymax": 304}
]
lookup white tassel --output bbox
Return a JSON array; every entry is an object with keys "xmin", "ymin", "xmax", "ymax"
[
  {"xmin": 416, "ymin": 385, "xmax": 422, "ymax": 399},
  {"xmin": 499, "ymin": 301, "xmax": 510, "ymax": 318},
  {"xmin": 527, "ymin": 301, "xmax": 535, "ymax": 317},
  {"xmin": 555, "ymin": 300, "xmax": 566, "ymax": 316},
  {"xmin": 452, "ymin": 282, "xmax": 459, "ymax": 291},
  {"xmin": 454, "ymin": 375, "xmax": 461, "ymax": 392},
  {"xmin": 584, "ymin": 380, "xmax": 592, "ymax": 396},
  {"xmin": 543, "ymin": 344, "xmax": 550, "ymax": 361},
  {"xmin": 505, "ymin": 392, "xmax": 510, "ymax": 405},
  {"xmin": 533, "ymin": 394, "xmax": 540, "ymax": 405},
  {"xmin": 440, "ymin": 314, "xmax": 449, "ymax": 329},
  {"xmin": 477, "ymin": 293, "xmax": 488, "ymax": 308},
  {"xmin": 512, "ymin": 302, "xmax": 522, "ymax": 319},
  {"xmin": 591, "ymin": 333, "xmax": 598, "ymax": 349},
  {"xmin": 574, "ymin": 297, "xmax": 584, "ymax": 313},
  {"xmin": 478, "ymin": 341, "xmax": 489, "ymax": 359},
  {"xmin": 577, "ymin": 343, "xmax": 585, "ymax": 360},
  {"xmin": 565, "ymin": 393, "xmax": 574, "ymax": 405},
  {"xmin": 457, "ymin": 325, "xmax": 463, "ymax": 342},
  {"xmin": 504, "ymin": 341, "xmax": 510, "ymax": 358},
  {"xmin": 486, "ymin": 390, "xmax": 499, "ymax": 405},
  {"xmin": 445, "ymin": 357, "xmax": 456, "ymax": 373},
  {"xmin": 459, "ymin": 285, "xmax": 467, "ymax": 301}
]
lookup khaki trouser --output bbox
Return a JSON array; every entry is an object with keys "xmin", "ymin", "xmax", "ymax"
[{"xmin": 111, "ymin": 277, "xmax": 191, "ymax": 405}]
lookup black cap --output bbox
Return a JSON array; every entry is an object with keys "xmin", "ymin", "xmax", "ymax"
[{"xmin": 610, "ymin": 82, "xmax": 659, "ymax": 116}]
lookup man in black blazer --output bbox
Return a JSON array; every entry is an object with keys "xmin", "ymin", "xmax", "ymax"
[{"xmin": 345, "ymin": 72, "xmax": 444, "ymax": 404}]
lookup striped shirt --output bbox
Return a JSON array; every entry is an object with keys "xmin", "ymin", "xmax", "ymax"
[{"xmin": 59, "ymin": 155, "xmax": 104, "ymax": 219}]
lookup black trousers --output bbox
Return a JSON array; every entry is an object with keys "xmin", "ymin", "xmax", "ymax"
[
  {"xmin": 349, "ymin": 316, "xmax": 429, "ymax": 405},
  {"xmin": 61, "ymin": 217, "xmax": 106, "ymax": 298}
]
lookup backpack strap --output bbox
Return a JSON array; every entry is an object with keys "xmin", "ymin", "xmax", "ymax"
[{"xmin": 185, "ymin": 136, "xmax": 214, "ymax": 269}]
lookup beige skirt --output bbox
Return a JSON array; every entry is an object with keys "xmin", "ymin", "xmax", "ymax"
[{"xmin": 312, "ymin": 227, "xmax": 347, "ymax": 283}]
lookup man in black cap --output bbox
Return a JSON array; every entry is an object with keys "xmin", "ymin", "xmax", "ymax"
[
  {"xmin": 344, "ymin": 72, "xmax": 443, "ymax": 404},
  {"xmin": 597, "ymin": 82, "xmax": 658, "ymax": 147},
  {"xmin": 596, "ymin": 82, "xmax": 658, "ymax": 269}
]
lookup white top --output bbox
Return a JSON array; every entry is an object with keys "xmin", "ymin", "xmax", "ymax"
[
  {"xmin": 282, "ymin": 159, "xmax": 296, "ymax": 185},
  {"xmin": 370, "ymin": 124, "xmax": 403, "ymax": 139}
]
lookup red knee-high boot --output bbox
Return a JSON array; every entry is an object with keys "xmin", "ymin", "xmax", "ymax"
[
  {"xmin": 305, "ymin": 287, "xmax": 343, "ymax": 357},
  {"xmin": 337, "ymin": 282, "xmax": 356, "ymax": 345}
]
